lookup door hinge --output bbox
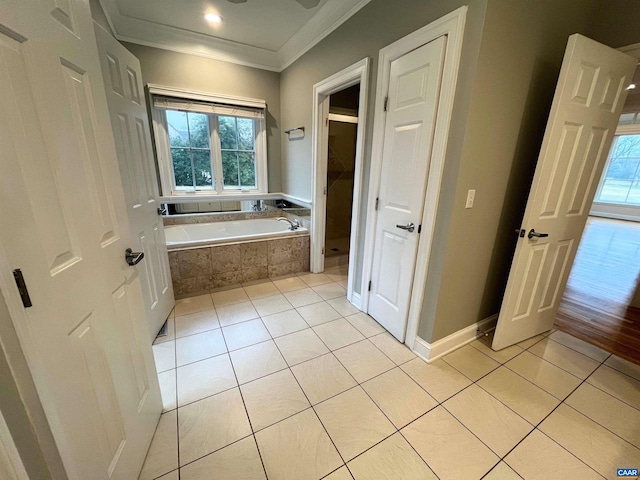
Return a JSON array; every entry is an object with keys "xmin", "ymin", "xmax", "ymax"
[
  {"xmin": 418, "ymin": 224, "xmax": 422, "ymax": 234},
  {"xmin": 13, "ymin": 269, "xmax": 32, "ymax": 308},
  {"xmin": 375, "ymin": 197, "xmax": 379, "ymax": 210},
  {"xmin": 326, "ymin": 117, "xmax": 329, "ymax": 126},
  {"xmin": 321, "ymin": 247, "xmax": 325, "ymax": 255},
  {"xmin": 368, "ymin": 280, "xmax": 372, "ymax": 292},
  {"xmin": 323, "ymin": 186, "xmax": 327, "ymax": 195},
  {"xmin": 383, "ymin": 96, "xmax": 389, "ymax": 112}
]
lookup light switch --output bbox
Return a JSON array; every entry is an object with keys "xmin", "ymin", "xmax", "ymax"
[{"xmin": 465, "ymin": 189, "xmax": 476, "ymax": 209}]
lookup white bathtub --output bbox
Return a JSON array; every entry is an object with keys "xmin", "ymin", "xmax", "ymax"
[{"xmin": 164, "ymin": 218, "xmax": 308, "ymax": 250}]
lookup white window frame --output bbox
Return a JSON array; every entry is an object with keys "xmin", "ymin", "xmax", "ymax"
[{"xmin": 148, "ymin": 85, "xmax": 268, "ymax": 199}]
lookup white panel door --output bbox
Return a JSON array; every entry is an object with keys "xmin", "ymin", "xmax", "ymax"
[
  {"xmin": 95, "ymin": 25, "xmax": 175, "ymax": 341},
  {"xmin": 493, "ymin": 34, "xmax": 636, "ymax": 350},
  {"xmin": 0, "ymin": 0, "xmax": 161, "ymax": 478},
  {"xmin": 368, "ymin": 36, "xmax": 446, "ymax": 340}
]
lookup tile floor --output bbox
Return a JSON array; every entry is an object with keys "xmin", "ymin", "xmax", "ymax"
[{"xmin": 145, "ymin": 269, "xmax": 640, "ymax": 480}]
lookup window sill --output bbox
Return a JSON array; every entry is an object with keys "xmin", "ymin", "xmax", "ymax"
[{"xmin": 161, "ymin": 192, "xmax": 277, "ymax": 204}]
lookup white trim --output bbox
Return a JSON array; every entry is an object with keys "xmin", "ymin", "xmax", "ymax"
[
  {"xmin": 147, "ymin": 84, "xmax": 266, "ymax": 110},
  {"xmin": 310, "ymin": 58, "xmax": 370, "ymax": 308},
  {"xmin": 99, "ymin": 0, "xmax": 371, "ymax": 72},
  {"xmin": 159, "ymin": 192, "xmax": 311, "ymax": 207},
  {"xmin": 412, "ymin": 315, "xmax": 498, "ymax": 363},
  {"xmin": 590, "ymin": 203, "xmax": 640, "ymax": 222},
  {"xmin": 361, "ymin": 7, "xmax": 468, "ymax": 351},
  {"xmin": 0, "ymin": 410, "xmax": 28, "ymax": 480},
  {"xmin": 350, "ymin": 291, "xmax": 363, "ymax": 310},
  {"xmin": 328, "ymin": 113, "xmax": 358, "ymax": 124}
]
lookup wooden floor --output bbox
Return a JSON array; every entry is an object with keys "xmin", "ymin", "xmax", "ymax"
[{"xmin": 556, "ymin": 216, "xmax": 640, "ymax": 365}]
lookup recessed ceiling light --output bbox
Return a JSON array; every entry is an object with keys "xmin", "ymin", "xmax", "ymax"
[{"xmin": 205, "ymin": 13, "xmax": 222, "ymax": 23}]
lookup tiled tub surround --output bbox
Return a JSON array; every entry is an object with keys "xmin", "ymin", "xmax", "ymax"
[{"xmin": 169, "ymin": 236, "xmax": 310, "ymax": 297}]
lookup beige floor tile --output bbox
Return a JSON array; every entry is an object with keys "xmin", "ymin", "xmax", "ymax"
[
  {"xmin": 251, "ymin": 294, "xmax": 293, "ymax": 317},
  {"xmin": 444, "ymin": 384, "xmax": 532, "ymax": 457},
  {"xmin": 222, "ymin": 319, "xmax": 271, "ymax": 351},
  {"xmin": 605, "ymin": 355, "xmax": 640, "ymax": 381},
  {"xmin": 469, "ymin": 335, "xmax": 523, "ymax": 364},
  {"xmin": 528, "ymin": 338, "xmax": 600, "ymax": 379},
  {"xmin": 362, "ymin": 368, "xmax": 437, "ymax": 428},
  {"xmin": 517, "ymin": 334, "xmax": 545, "ymax": 349},
  {"xmin": 241, "ymin": 369, "xmax": 310, "ymax": 431},
  {"xmin": 477, "ymin": 367, "xmax": 559, "ymax": 425},
  {"xmin": 327, "ymin": 297, "xmax": 360, "ymax": 317},
  {"xmin": 313, "ymin": 318, "xmax": 365, "ymax": 350},
  {"xmin": 178, "ymin": 388, "xmax": 251, "ymax": 466},
  {"xmin": 158, "ymin": 370, "xmax": 177, "ymax": 412},
  {"xmin": 175, "ymin": 329, "xmax": 227, "ymax": 367},
  {"xmin": 323, "ymin": 466, "xmax": 352, "ymax": 480},
  {"xmin": 243, "ymin": 281, "xmax": 279, "ymax": 300},
  {"xmin": 284, "ymin": 287, "xmax": 323, "ymax": 308},
  {"xmin": 261, "ymin": 309, "xmax": 308, "ymax": 338},
  {"xmin": 296, "ymin": 302, "xmax": 342, "ymax": 326},
  {"xmin": 443, "ymin": 345, "xmax": 500, "ymax": 381},
  {"xmin": 402, "ymin": 406, "xmax": 499, "ymax": 480},
  {"xmin": 587, "ymin": 365, "xmax": 640, "ymax": 410},
  {"xmin": 154, "ymin": 341, "xmax": 176, "ymax": 373},
  {"xmin": 175, "ymin": 310, "xmax": 220, "ymax": 339},
  {"xmin": 177, "ymin": 354, "xmax": 237, "ymax": 407},
  {"xmin": 345, "ymin": 313, "xmax": 385, "ymax": 337},
  {"xmin": 313, "ymin": 282, "xmax": 347, "ymax": 300},
  {"xmin": 348, "ymin": 433, "xmax": 437, "ymax": 480},
  {"xmin": 539, "ymin": 404, "xmax": 640, "ymax": 478},
  {"xmin": 506, "ymin": 351, "xmax": 581, "ymax": 399},
  {"xmin": 180, "ymin": 436, "xmax": 266, "ymax": 480},
  {"xmin": 315, "ymin": 387, "xmax": 395, "ymax": 461},
  {"xmin": 401, "ymin": 358, "xmax": 472, "ymax": 402},
  {"xmin": 153, "ymin": 315, "xmax": 175, "ymax": 345},
  {"xmin": 255, "ymin": 409, "xmax": 342, "ymax": 480},
  {"xmin": 274, "ymin": 328, "xmax": 329, "ymax": 366},
  {"xmin": 273, "ymin": 276, "xmax": 308, "ymax": 293},
  {"xmin": 298, "ymin": 272, "xmax": 333, "ymax": 287},
  {"xmin": 156, "ymin": 470, "xmax": 179, "ymax": 480},
  {"xmin": 370, "ymin": 332, "xmax": 416, "ymax": 365},
  {"xmin": 216, "ymin": 301, "xmax": 260, "ymax": 327},
  {"xmin": 175, "ymin": 294, "xmax": 214, "ymax": 316},
  {"xmin": 548, "ymin": 330, "xmax": 610, "ymax": 361},
  {"xmin": 483, "ymin": 462, "xmax": 521, "ymax": 480},
  {"xmin": 229, "ymin": 340, "xmax": 288, "ymax": 384},
  {"xmin": 291, "ymin": 353, "xmax": 357, "ymax": 404},
  {"xmin": 139, "ymin": 411, "xmax": 178, "ymax": 480},
  {"xmin": 211, "ymin": 287, "xmax": 250, "ymax": 307},
  {"xmin": 566, "ymin": 382, "xmax": 640, "ymax": 448},
  {"xmin": 505, "ymin": 430, "xmax": 602, "ymax": 480},
  {"xmin": 333, "ymin": 340, "xmax": 395, "ymax": 383}
]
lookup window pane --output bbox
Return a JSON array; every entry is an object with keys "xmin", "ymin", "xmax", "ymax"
[
  {"xmin": 171, "ymin": 148, "xmax": 193, "ymax": 188},
  {"xmin": 166, "ymin": 110, "xmax": 189, "ymax": 148},
  {"xmin": 219, "ymin": 116, "xmax": 238, "ymax": 150},
  {"xmin": 192, "ymin": 150, "xmax": 213, "ymax": 188},
  {"xmin": 222, "ymin": 151, "xmax": 239, "ymax": 188},
  {"xmin": 188, "ymin": 113, "xmax": 210, "ymax": 148},
  {"xmin": 597, "ymin": 135, "xmax": 640, "ymax": 205},
  {"xmin": 237, "ymin": 118, "xmax": 255, "ymax": 150},
  {"xmin": 239, "ymin": 152, "xmax": 256, "ymax": 188}
]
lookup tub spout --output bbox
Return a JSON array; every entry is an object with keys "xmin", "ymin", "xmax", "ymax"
[{"xmin": 277, "ymin": 217, "xmax": 300, "ymax": 231}]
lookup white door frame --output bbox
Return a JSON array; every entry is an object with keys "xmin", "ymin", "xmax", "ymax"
[
  {"xmin": 361, "ymin": 6, "xmax": 467, "ymax": 349},
  {"xmin": 310, "ymin": 58, "xmax": 370, "ymax": 306}
]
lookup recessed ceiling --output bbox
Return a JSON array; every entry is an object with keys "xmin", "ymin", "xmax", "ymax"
[{"xmin": 99, "ymin": 0, "xmax": 371, "ymax": 71}]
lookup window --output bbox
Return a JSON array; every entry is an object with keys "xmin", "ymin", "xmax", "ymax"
[
  {"xmin": 150, "ymin": 87, "xmax": 267, "ymax": 197},
  {"xmin": 595, "ymin": 132, "xmax": 640, "ymax": 206}
]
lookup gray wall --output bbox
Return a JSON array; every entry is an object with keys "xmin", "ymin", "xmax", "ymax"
[{"xmin": 122, "ymin": 43, "xmax": 283, "ymax": 192}]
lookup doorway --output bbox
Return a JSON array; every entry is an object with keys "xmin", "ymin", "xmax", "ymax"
[{"xmin": 324, "ymin": 84, "xmax": 360, "ymax": 270}]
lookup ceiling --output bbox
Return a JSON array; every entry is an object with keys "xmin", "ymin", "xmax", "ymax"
[{"xmin": 99, "ymin": 0, "xmax": 371, "ymax": 71}]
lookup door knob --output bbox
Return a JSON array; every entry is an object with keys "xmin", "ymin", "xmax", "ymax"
[
  {"xmin": 396, "ymin": 222, "xmax": 415, "ymax": 233},
  {"xmin": 527, "ymin": 229, "xmax": 549, "ymax": 239},
  {"xmin": 157, "ymin": 206, "xmax": 167, "ymax": 216},
  {"xmin": 125, "ymin": 248, "xmax": 144, "ymax": 266}
]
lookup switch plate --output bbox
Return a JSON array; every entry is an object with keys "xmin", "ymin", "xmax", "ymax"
[{"xmin": 465, "ymin": 189, "xmax": 476, "ymax": 209}]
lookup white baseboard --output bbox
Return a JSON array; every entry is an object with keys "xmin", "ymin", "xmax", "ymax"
[
  {"xmin": 350, "ymin": 291, "xmax": 363, "ymax": 311},
  {"xmin": 412, "ymin": 314, "xmax": 498, "ymax": 363}
]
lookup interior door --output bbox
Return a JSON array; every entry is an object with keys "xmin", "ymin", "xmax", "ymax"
[
  {"xmin": 0, "ymin": 0, "xmax": 161, "ymax": 478},
  {"xmin": 95, "ymin": 25, "xmax": 175, "ymax": 341},
  {"xmin": 493, "ymin": 34, "xmax": 636, "ymax": 350},
  {"xmin": 368, "ymin": 36, "xmax": 446, "ymax": 340}
]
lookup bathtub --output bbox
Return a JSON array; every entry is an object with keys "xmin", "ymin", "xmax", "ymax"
[{"xmin": 164, "ymin": 218, "xmax": 308, "ymax": 251}]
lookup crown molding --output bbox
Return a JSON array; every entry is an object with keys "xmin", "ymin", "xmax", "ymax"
[{"xmin": 99, "ymin": 0, "xmax": 371, "ymax": 72}]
